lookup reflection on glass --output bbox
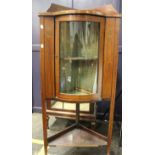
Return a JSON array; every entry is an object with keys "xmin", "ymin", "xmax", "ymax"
[
  {"xmin": 51, "ymin": 101, "xmax": 90, "ymax": 112},
  {"xmin": 60, "ymin": 21, "xmax": 100, "ymax": 95}
]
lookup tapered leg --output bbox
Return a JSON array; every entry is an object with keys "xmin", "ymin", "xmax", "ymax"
[
  {"xmin": 46, "ymin": 100, "xmax": 51, "ymax": 130},
  {"xmin": 76, "ymin": 103, "xmax": 80, "ymax": 126},
  {"xmin": 91, "ymin": 121, "xmax": 96, "ymax": 130},
  {"xmin": 106, "ymin": 94, "xmax": 117, "ymax": 155},
  {"xmin": 106, "ymin": 144, "xmax": 111, "ymax": 155},
  {"xmin": 91, "ymin": 102, "xmax": 97, "ymax": 130},
  {"xmin": 42, "ymin": 99, "xmax": 48, "ymax": 155},
  {"xmin": 106, "ymin": 18, "xmax": 120, "ymax": 155},
  {"xmin": 40, "ymin": 16, "xmax": 48, "ymax": 155},
  {"xmin": 46, "ymin": 115, "xmax": 49, "ymax": 129}
]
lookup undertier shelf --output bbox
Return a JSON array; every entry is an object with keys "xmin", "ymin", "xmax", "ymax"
[{"xmin": 48, "ymin": 124, "xmax": 107, "ymax": 147}]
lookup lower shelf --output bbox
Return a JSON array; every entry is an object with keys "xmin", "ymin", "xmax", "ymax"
[{"xmin": 48, "ymin": 124, "xmax": 107, "ymax": 147}]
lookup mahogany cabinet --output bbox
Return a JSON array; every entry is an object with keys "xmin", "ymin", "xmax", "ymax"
[{"xmin": 39, "ymin": 4, "xmax": 120, "ymax": 155}]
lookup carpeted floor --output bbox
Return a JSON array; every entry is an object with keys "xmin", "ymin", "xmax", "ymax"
[{"xmin": 32, "ymin": 113, "xmax": 122, "ymax": 155}]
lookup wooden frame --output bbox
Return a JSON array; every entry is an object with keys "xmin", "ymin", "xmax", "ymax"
[
  {"xmin": 55, "ymin": 15, "xmax": 105, "ymax": 102},
  {"xmin": 39, "ymin": 4, "xmax": 121, "ymax": 155}
]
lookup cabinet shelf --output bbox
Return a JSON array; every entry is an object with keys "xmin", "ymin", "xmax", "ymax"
[
  {"xmin": 48, "ymin": 124, "xmax": 107, "ymax": 147},
  {"xmin": 61, "ymin": 57, "xmax": 98, "ymax": 61}
]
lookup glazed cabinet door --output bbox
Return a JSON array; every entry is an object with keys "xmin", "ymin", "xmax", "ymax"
[{"xmin": 55, "ymin": 15, "xmax": 105, "ymax": 102}]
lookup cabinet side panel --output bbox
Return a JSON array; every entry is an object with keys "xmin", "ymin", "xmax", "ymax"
[
  {"xmin": 40, "ymin": 17, "xmax": 48, "ymax": 153},
  {"xmin": 44, "ymin": 17, "xmax": 55, "ymax": 98},
  {"xmin": 102, "ymin": 18, "xmax": 115, "ymax": 99},
  {"xmin": 107, "ymin": 18, "xmax": 120, "ymax": 153},
  {"xmin": 40, "ymin": 17, "xmax": 45, "ymax": 101}
]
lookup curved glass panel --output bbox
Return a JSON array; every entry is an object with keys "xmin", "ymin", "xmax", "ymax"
[{"xmin": 60, "ymin": 21, "xmax": 100, "ymax": 95}]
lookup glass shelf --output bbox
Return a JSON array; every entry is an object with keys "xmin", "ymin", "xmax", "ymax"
[{"xmin": 61, "ymin": 57, "xmax": 98, "ymax": 61}]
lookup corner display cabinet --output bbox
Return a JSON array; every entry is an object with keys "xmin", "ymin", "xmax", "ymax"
[{"xmin": 39, "ymin": 3, "xmax": 121, "ymax": 155}]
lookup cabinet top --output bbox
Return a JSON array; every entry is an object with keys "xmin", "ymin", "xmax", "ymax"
[{"xmin": 39, "ymin": 3, "xmax": 121, "ymax": 18}]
